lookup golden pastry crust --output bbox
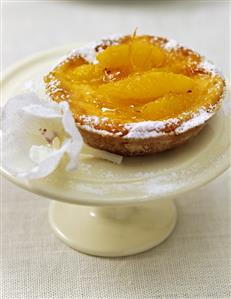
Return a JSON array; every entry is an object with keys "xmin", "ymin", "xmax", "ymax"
[
  {"xmin": 78, "ymin": 123, "xmax": 206, "ymax": 156},
  {"xmin": 44, "ymin": 35, "xmax": 225, "ymax": 156}
]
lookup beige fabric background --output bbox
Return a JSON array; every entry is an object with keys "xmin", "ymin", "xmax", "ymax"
[{"xmin": 2, "ymin": 1, "xmax": 231, "ymax": 298}]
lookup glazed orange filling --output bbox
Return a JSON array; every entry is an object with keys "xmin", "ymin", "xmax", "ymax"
[{"xmin": 44, "ymin": 36, "xmax": 224, "ymax": 125}]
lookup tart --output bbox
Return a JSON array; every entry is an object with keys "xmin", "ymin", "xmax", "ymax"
[{"xmin": 44, "ymin": 34, "xmax": 225, "ymax": 156}]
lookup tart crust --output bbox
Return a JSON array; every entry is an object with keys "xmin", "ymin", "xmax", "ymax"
[
  {"xmin": 78, "ymin": 123, "xmax": 206, "ymax": 156},
  {"xmin": 44, "ymin": 35, "xmax": 225, "ymax": 156}
]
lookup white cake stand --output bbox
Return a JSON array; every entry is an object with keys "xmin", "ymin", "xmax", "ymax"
[{"xmin": 1, "ymin": 47, "xmax": 230, "ymax": 257}]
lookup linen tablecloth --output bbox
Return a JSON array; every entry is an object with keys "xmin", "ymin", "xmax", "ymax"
[{"xmin": 2, "ymin": 1, "xmax": 230, "ymax": 298}]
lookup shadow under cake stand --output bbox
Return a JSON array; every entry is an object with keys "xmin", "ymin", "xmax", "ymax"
[{"xmin": 1, "ymin": 46, "xmax": 230, "ymax": 257}]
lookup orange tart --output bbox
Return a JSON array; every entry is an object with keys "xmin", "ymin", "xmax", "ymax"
[{"xmin": 44, "ymin": 35, "xmax": 225, "ymax": 156}]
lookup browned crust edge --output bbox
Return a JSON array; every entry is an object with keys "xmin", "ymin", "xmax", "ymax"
[{"xmin": 78, "ymin": 122, "xmax": 207, "ymax": 156}]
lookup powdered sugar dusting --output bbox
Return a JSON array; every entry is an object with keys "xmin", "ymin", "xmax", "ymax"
[
  {"xmin": 79, "ymin": 124, "xmax": 123, "ymax": 137},
  {"xmin": 199, "ymin": 59, "xmax": 221, "ymax": 77},
  {"xmin": 175, "ymin": 109, "xmax": 212, "ymax": 134},
  {"xmin": 77, "ymin": 106, "xmax": 217, "ymax": 140},
  {"xmin": 78, "ymin": 115, "xmax": 122, "ymax": 137},
  {"xmin": 124, "ymin": 107, "xmax": 216, "ymax": 139},
  {"xmin": 163, "ymin": 38, "xmax": 222, "ymax": 78},
  {"xmin": 163, "ymin": 38, "xmax": 179, "ymax": 50},
  {"xmin": 69, "ymin": 42, "xmax": 99, "ymax": 64},
  {"xmin": 59, "ymin": 34, "xmax": 123, "ymax": 65},
  {"xmin": 124, "ymin": 119, "xmax": 177, "ymax": 138}
]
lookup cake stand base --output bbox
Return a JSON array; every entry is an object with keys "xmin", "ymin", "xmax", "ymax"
[{"xmin": 49, "ymin": 198, "xmax": 177, "ymax": 257}]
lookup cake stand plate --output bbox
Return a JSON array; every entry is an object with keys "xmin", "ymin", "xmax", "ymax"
[{"xmin": 1, "ymin": 46, "xmax": 230, "ymax": 257}]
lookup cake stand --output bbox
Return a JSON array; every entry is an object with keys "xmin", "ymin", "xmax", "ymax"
[{"xmin": 1, "ymin": 46, "xmax": 230, "ymax": 257}]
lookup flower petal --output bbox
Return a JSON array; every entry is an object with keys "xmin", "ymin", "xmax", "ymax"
[
  {"xmin": 29, "ymin": 145, "xmax": 55, "ymax": 163},
  {"xmin": 60, "ymin": 102, "xmax": 83, "ymax": 171},
  {"xmin": 1, "ymin": 92, "xmax": 84, "ymax": 179},
  {"xmin": 23, "ymin": 105, "xmax": 61, "ymax": 118},
  {"xmin": 19, "ymin": 145, "xmax": 67, "ymax": 179}
]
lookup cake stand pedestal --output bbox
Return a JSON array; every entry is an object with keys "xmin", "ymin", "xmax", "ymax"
[
  {"xmin": 49, "ymin": 198, "xmax": 177, "ymax": 257},
  {"xmin": 1, "ymin": 46, "xmax": 230, "ymax": 257}
]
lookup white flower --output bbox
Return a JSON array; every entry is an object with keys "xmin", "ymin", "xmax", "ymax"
[{"xmin": 1, "ymin": 92, "xmax": 83, "ymax": 179}]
